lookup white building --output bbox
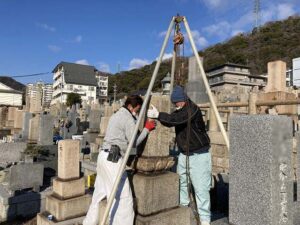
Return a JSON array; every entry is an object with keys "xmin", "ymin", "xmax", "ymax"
[
  {"xmin": 26, "ymin": 82, "xmax": 53, "ymax": 108},
  {"xmin": 95, "ymin": 71, "xmax": 109, "ymax": 103},
  {"xmin": 51, "ymin": 62, "xmax": 98, "ymax": 105},
  {"xmin": 0, "ymin": 77, "xmax": 23, "ymax": 106},
  {"xmin": 293, "ymin": 57, "xmax": 300, "ymax": 87},
  {"xmin": 42, "ymin": 84, "xmax": 53, "ymax": 107}
]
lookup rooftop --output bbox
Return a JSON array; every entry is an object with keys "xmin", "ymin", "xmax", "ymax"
[
  {"xmin": 0, "ymin": 76, "xmax": 25, "ymax": 93},
  {"xmin": 52, "ymin": 62, "xmax": 98, "ymax": 86},
  {"xmin": 206, "ymin": 63, "xmax": 251, "ymax": 73}
]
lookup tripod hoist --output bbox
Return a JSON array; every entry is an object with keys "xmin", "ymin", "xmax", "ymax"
[{"xmin": 99, "ymin": 15, "xmax": 229, "ymax": 225}]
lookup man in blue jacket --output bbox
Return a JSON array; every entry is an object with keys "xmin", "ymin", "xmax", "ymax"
[{"xmin": 147, "ymin": 86, "xmax": 212, "ymax": 225}]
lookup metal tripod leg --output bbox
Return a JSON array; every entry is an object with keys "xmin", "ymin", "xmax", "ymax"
[{"xmin": 183, "ymin": 17, "xmax": 229, "ymax": 149}]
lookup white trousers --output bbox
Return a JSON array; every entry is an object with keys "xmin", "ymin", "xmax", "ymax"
[{"xmin": 83, "ymin": 151, "xmax": 134, "ymax": 225}]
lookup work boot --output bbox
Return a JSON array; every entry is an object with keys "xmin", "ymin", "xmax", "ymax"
[{"xmin": 201, "ymin": 221, "xmax": 211, "ymax": 225}]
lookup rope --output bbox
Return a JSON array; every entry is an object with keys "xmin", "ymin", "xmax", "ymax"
[{"xmin": 186, "ymin": 98, "xmax": 201, "ymax": 225}]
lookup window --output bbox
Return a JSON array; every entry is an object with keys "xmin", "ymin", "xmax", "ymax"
[
  {"xmin": 69, "ymin": 85, "xmax": 73, "ymax": 90},
  {"xmin": 89, "ymin": 86, "xmax": 95, "ymax": 91}
]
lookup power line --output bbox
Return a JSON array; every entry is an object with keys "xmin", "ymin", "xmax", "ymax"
[{"xmin": 10, "ymin": 72, "xmax": 51, "ymax": 78}]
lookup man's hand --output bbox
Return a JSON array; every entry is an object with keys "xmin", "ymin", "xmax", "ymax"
[
  {"xmin": 145, "ymin": 119, "xmax": 156, "ymax": 132},
  {"xmin": 147, "ymin": 104, "xmax": 159, "ymax": 119}
]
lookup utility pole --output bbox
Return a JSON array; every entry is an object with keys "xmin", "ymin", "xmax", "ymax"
[
  {"xmin": 254, "ymin": 0, "xmax": 261, "ymax": 30},
  {"xmin": 117, "ymin": 62, "xmax": 121, "ymax": 74},
  {"xmin": 113, "ymin": 83, "xmax": 117, "ymax": 102}
]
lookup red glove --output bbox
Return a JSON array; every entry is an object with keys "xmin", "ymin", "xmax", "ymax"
[{"xmin": 145, "ymin": 119, "xmax": 156, "ymax": 131}]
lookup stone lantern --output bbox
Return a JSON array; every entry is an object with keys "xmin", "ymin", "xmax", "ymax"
[{"xmin": 161, "ymin": 72, "xmax": 171, "ymax": 95}]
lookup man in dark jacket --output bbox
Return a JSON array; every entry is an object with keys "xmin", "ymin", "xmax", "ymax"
[{"xmin": 147, "ymin": 86, "xmax": 212, "ymax": 225}]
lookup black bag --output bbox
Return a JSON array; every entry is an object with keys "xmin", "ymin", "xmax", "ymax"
[{"xmin": 107, "ymin": 145, "xmax": 121, "ymax": 163}]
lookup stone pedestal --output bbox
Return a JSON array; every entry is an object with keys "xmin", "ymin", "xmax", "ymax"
[
  {"xmin": 229, "ymin": 115, "xmax": 293, "ymax": 225},
  {"xmin": 135, "ymin": 206, "xmax": 196, "ymax": 225},
  {"xmin": 38, "ymin": 140, "xmax": 91, "ymax": 224},
  {"xmin": 132, "ymin": 172, "xmax": 179, "ymax": 216}
]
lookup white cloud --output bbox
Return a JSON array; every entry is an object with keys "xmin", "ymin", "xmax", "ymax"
[
  {"xmin": 156, "ymin": 53, "xmax": 173, "ymax": 61},
  {"xmin": 188, "ymin": 30, "xmax": 209, "ymax": 48},
  {"xmin": 201, "ymin": 0, "xmax": 222, "ymax": 8},
  {"xmin": 203, "ymin": 21, "xmax": 231, "ymax": 39},
  {"xmin": 277, "ymin": 3, "xmax": 295, "ymax": 20},
  {"xmin": 158, "ymin": 30, "xmax": 167, "ymax": 38},
  {"xmin": 75, "ymin": 59, "xmax": 89, "ymax": 65},
  {"xmin": 73, "ymin": 35, "xmax": 82, "ymax": 43},
  {"xmin": 36, "ymin": 23, "xmax": 56, "ymax": 32},
  {"xmin": 48, "ymin": 45, "xmax": 61, "ymax": 52},
  {"xmin": 162, "ymin": 53, "xmax": 173, "ymax": 60},
  {"xmin": 96, "ymin": 62, "xmax": 110, "ymax": 73},
  {"xmin": 231, "ymin": 30, "xmax": 244, "ymax": 36},
  {"xmin": 129, "ymin": 58, "xmax": 150, "ymax": 70}
]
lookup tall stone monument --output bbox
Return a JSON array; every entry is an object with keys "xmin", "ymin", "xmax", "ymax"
[
  {"xmin": 229, "ymin": 115, "xmax": 293, "ymax": 225},
  {"xmin": 28, "ymin": 114, "xmax": 40, "ymax": 144},
  {"xmin": 37, "ymin": 140, "xmax": 91, "ymax": 224},
  {"xmin": 259, "ymin": 60, "xmax": 297, "ymax": 115},
  {"xmin": 38, "ymin": 114, "xmax": 54, "ymax": 145},
  {"xmin": 185, "ymin": 56, "xmax": 209, "ymax": 104}
]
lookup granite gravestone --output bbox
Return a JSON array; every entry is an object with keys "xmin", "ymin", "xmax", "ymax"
[
  {"xmin": 22, "ymin": 112, "xmax": 33, "ymax": 141},
  {"xmin": 38, "ymin": 114, "xmax": 54, "ymax": 145},
  {"xmin": 229, "ymin": 115, "xmax": 293, "ymax": 225},
  {"xmin": 185, "ymin": 56, "xmax": 209, "ymax": 104}
]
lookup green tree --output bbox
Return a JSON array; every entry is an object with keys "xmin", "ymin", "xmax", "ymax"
[{"xmin": 66, "ymin": 93, "xmax": 82, "ymax": 107}]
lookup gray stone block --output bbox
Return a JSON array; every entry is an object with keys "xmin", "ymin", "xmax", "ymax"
[
  {"xmin": 8, "ymin": 163, "xmax": 44, "ymax": 191},
  {"xmin": 229, "ymin": 115, "xmax": 293, "ymax": 225},
  {"xmin": 293, "ymin": 202, "xmax": 300, "ymax": 225},
  {"xmin": 0, "ymin": 185, "xmax": 50, "ymax": 222},
  {"xmin": 132, "ymin": 172, "xmax": 179, "ymax": 216},
  {"xmin": 185, "ymin": 56, "xmax": 208, "ymax": 104},
  {"xmin": 22, "ymin": 112, "xmax": 33, "ymax": 140},
  {"xmin": 38, "ymin": 114, "xmax": 54, "ymax": 145},
  {"xmin": 83, "ymin": 132, "xmax": 98, "ymax": 145},
  {"xmin": 135, "ymin": 206, "xmax": 196, "ymax": 225},
  {"xmin": 89, "ymin": 109, "xmax": 101, "ymax": 130}
]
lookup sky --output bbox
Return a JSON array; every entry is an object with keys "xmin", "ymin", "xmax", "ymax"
[{"xmin": 0, "ymin": 0, "xmax": 299, "ymax": 84}]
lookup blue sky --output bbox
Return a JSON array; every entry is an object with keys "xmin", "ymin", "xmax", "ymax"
[{"xmin": 0, "ymin": 0, "xmax": 299, "ymax": 84}]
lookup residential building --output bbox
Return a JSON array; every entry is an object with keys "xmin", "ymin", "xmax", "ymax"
[
  {"xmin": 42, "ymin": 84, "xmax": 53, "ymax": 107},
  {"xmin": 286, "ymin": 69, "xmax": 293, "ymax": 87},
  {"xmin": 51, "ymin": 62, "xmax": 98, "ymax": 105},
  {"xmin": 95, "ymin": 71, "xmax": 109, "ymax": 103},
  {"xmin": 0, "ymin": 77, "xmax": 24, "ymax": 106},
  {"xmin": 206, "ymin": 63, "xmax": 267, "ymax": 93},
  {"xmin": 26, "ymin": 82, "xmax": 53, "ymax": 109},
  {"xmin": 293, "ymin": 57, "xmax": 300, "ymax": 87}
]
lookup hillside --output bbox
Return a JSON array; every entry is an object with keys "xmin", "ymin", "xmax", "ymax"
[{"xmin": 108, "ymin": 16, "xmax": 300, "ymax": 97}]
